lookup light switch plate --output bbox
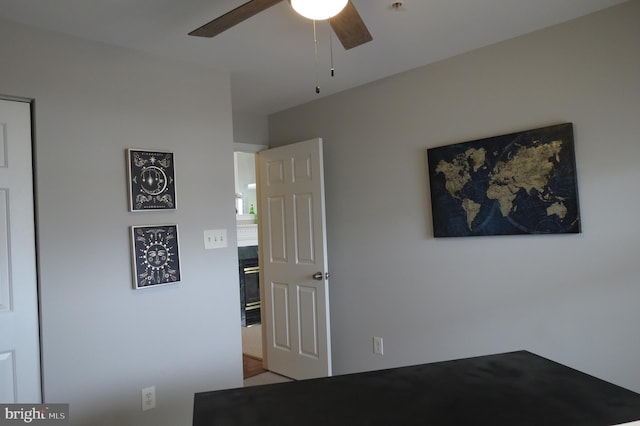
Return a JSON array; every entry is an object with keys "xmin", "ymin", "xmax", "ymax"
[{"xmin": 204, "ymin": 229, "xmax": 227, "ymax": 249}]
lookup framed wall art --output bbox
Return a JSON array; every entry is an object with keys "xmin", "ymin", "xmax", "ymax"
[
  {"xmin": 127, "ymin": 149, "xmax": 176, "ymax": 211},
  {"xmin": 427, "ymin": 123, "xmax": 581, "ymax": 237},
  {"xmin": 130, "ymin": 224, "xmax": 181, "ymax": 289}
]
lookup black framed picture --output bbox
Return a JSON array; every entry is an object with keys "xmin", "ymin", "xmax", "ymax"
[
  {"xmin": 427, "ymin": 123, "xmax": 581, "ymax": 237},
  {"xmin": 127, "ymin": 149, "xmax": 176, "ymax": 211},
  {"xmin": 130, "ymin": 224, "xmax": 181, "ymax": 289}
]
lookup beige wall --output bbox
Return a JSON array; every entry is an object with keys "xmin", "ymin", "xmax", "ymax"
[
  {"xmin": 233, "ymin": 110, "xmax": 269, "ymax": 145},
  {"xmin": 0, "ymin": 19, "xmax": 241, "ymax": 425},
  {"xmin": 270, "ymin": 1, "xmax": 640, "ymax": 391}
]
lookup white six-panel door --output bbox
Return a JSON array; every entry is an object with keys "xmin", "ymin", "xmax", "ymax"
[
  {"xmin": 0, "ymin": 99, "xmax": 41, "ymax": 402},
  {"xmin": 257, "ymin": 138, "xmax": 331, "ymax": 380}
]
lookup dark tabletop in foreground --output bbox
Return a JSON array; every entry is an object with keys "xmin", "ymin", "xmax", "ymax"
[{"xmin": 193, "ymin": 350, "xmax": 640, "ymax": 426}]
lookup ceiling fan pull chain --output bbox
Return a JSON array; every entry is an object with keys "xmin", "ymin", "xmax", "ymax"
[
  {"xmin": 313, "ymin": 19, "xmax": 320, "ymax": 94},
  {"xmin": 329, "ymin": 25, "xmax": 335, "ymax": 77}
]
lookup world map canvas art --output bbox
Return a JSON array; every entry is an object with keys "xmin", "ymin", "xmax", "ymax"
[{"xmin": 427, "ymin": 123, "xmax": 581, "ymax": 237}]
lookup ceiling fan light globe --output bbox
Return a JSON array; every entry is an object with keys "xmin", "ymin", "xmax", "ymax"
[{"xmin": 291, "ymin": 0, "xmax": 348, "ymax": 20}]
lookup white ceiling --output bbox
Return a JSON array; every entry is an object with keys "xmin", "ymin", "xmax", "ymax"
[{"xmin": 0, "ymin": 0, "xmax": 628, "ymax": 116}]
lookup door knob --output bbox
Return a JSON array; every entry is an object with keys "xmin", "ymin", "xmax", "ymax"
[{"xmin": 313, "ymin": 272, "xmax": 330, "ymax": 281}]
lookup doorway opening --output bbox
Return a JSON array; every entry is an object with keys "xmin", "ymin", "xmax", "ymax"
[{"xmin": 234, "ymin": 146, "xmax": 265, "ymax": 376}]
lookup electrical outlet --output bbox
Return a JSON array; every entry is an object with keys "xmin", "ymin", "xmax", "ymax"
[
  {"xmin": 204, "ymin": 229, "xmax": 228, "ymax": 249},
  {"xmin": 142, "ymin": 386, "xmax": 156, "ymax": 411},
  {"xmin": 373, "ymin": 336, "xmax": 384, "ymax": 355}
]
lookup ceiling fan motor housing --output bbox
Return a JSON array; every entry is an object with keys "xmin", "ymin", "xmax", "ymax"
[{"xmin": 290, "ymin": 0, "xmax": 348, "ymax": 20}]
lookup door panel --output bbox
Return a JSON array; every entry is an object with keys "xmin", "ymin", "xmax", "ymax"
[
  {"xmin": 267, "ymin": 196, "xmax": 287, "ymax": 263},
  {"xmin": 0, "ymin": 351, "xmax": 15, "ymax": 402},
  {"xmin": 292, "ymin": 155, "xmax": 312, "ymax": 182},
  {"xmin": 0, "ymin": 99, "xmax": 40, "ymax": 403},
  {"xmin": 271, "ymin": 282, "xmax": 291, "ymax": 350},
  {"xmin": 258, "ymin": 138, "xmax": 331, "ymax": 380},
  {"xmin": 267, "ymin": 159, "xmax": 285, "ymax": 183},
  {"xmin": 297, "ymin": 285, "xmax": 319, "ymax": 359},
  {"xmin": 294, "ymin": 193, "xmax": 314, "ymax": 264}
]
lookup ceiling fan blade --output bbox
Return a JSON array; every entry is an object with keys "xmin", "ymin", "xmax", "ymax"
[
  {"xmin": 189, "ymin": 0, "xmax": 284, "ymax": 38},
  {"xmin": 330, "ymin": 1, "xmax": 372, "ymax": 50}
]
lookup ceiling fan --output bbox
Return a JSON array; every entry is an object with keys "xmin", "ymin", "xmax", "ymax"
[{"xmin": 189, "ymin": 0, "xmax": 372, "ymax": 50}]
